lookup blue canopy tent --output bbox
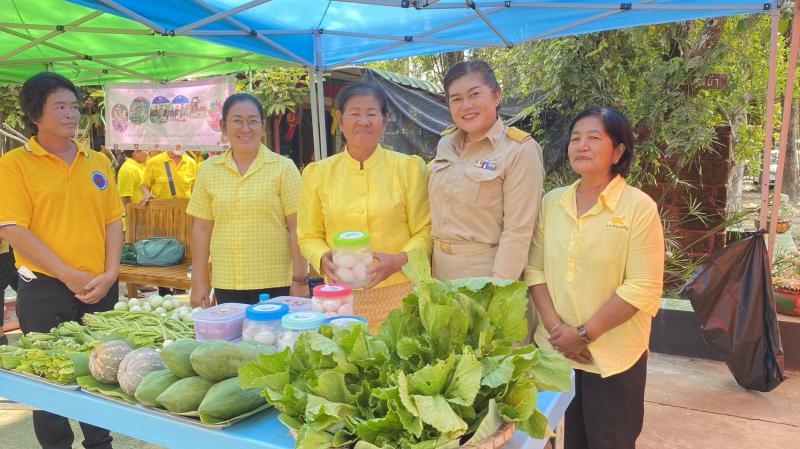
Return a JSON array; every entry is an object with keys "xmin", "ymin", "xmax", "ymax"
[
  {"xmin": 68, "ymin": 0, "xmax": 796, "ymax": 259},
  {"xmin": 69, "ymin": 0, "xmax": 775, "ymax": 158}
]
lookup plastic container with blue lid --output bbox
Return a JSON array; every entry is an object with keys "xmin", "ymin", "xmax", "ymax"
[
  {"xmin": 278, "ymin": 311, "xmax": 326, "ymax": 350},
  {"xmin": 322, "ymin": 316, "xmax": 368, "ymax": 328},
  {"xmin": 242, "ymin": 302, "xmax": 289, "ymax": 347}
]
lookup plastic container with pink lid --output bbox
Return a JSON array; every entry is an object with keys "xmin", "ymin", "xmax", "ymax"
[{"xmin": 311, "ymin": 284, "xmax": 354, "ymax": 317}]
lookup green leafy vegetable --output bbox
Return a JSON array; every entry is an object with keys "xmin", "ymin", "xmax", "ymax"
[{"xmin": 239, "ymin": 248, "xmax": 572, "ymax": 449}]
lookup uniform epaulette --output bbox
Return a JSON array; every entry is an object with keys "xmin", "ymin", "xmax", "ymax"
[
  {"xmin": 505, "ymin": 126, "xmax": 531, "ymax": 143},
  {"xmin": 440, "ymin": 125, "xmax": 458, "ymax": 137}
]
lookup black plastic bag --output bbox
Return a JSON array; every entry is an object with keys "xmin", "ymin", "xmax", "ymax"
[{"xmin": 679, "ymin": 231, "xmax": 785, "ymax": 391}]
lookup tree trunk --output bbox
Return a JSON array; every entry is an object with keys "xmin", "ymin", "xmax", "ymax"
[
  {"xmin": 726, "ymin": 107, "xmax": 748, "ymax": 213},
  {"xmin": 782, "ymin": 99, "xmax": 800, "ymax": 202},
  {"xmin": 432, "ymin": 51, "xmax": 465, "ymax": 84}
]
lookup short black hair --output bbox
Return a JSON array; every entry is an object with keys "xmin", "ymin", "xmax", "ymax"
[
  {"xmin": 221, "ymin": 93, "xmax": 264, "ymax": 122},
  {"xmin": 566, "ymin": 107, "xmax": 635, "ymax": 178},
  {"xmin": 20, "ymin": 72, "xmax": 80, "ymax": 133},
  {"xmin": 335, "ymin": 82, "xmax": 388, "ymax": 116},
  {"xmin": 443, "ymin": 60, "xmax": 501, "ymax": 99},
  {"xmin": 123, "ymin": 150, "xmax": 135, "ymax": 158}
]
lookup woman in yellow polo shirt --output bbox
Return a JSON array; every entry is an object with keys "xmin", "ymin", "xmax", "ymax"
[
  {"xmin": 187, "ymin": 94, "xmax": 308, "ymax": 306},
  {"xmin": 297, "ymin": 82, "xmax": 432, "ymax": 330},
  {"xmin": 525, "ymin": 107, "xmax": 664, "ymax": 449}
]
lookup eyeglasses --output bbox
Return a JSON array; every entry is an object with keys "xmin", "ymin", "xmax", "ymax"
[{"xmin": 229, "ymin": 118, "xmax": 263, "ymax": 129}]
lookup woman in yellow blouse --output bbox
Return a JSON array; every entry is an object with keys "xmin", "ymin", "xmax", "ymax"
[
  {"xmin": 526, "ymin": 107, "xmax": 664, "ymax": 449},
  {"xmin": 297, "ymin": 83, "xmax": 432, "ymax": 330},
  {"xmin": 188, "ymin": 93, "xmax": 308, "ymax": 306}
]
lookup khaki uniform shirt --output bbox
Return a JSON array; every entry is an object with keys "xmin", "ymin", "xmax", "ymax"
[{"xmin": 429, "ymin": 118, "xmax": 545, "ymax": 281}]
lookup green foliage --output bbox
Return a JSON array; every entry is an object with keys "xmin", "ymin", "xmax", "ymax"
[
  {"xmin": 0, "ymin": 85, "xmax": 24, "ymax": 129},
  {"xmin": 240, "ymin": 67, "xmax": 309, "ymax": 117}
]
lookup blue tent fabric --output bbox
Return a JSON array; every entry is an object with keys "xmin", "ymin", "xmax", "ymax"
[{"xmin": 69, "ymin": 1, "xmax": 776, "ymax": 69}]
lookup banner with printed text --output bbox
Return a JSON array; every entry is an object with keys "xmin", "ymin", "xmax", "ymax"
[{"xmin": 104, "ymin": 76, "xmax": 235, "ymax": 151}]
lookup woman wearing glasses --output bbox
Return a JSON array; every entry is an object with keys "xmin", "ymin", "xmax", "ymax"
[{"xmin": 188, "ymin": 93, "xmax": 308, "ymax": 306}]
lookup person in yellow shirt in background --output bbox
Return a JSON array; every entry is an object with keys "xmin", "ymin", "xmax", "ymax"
[
  {"xmin": 139, "ymin": 148, "xmax": 197, "ymax": 203},
  {"xmin": 117, "ymin": 149, "xmax": 148, "ymax": 229},
  {"xmin": 0, "ymin": 237, "xmax": 17, "ymax": 346},
  {"xmin": 526, "ymin": 107, "xmax": 664, "ymax": 449},
  {"xmin": 0, "ymin": 72, "xmax": 122, "ymax": 449},
  {"xmin": 188, "ymin": 94, "xmax": 308, "ymax": 306},
  {"xmin": 297, "ymin": 83, "xmax": 432, "ymax": 331}
]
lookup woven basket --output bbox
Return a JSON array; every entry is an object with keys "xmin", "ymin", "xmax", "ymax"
[
  {"xmin": 353, "ymin": 282, "xmax": 413, "ymax": 333},
  {"xmin": 289, "ymin": 422, "xmax": 516, "ymax": 449}
]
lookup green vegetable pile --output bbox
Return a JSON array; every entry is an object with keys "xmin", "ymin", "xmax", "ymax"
[
  {"xmin": 239, "ymin": 250, "xmax": 571, "ymax": 449},
  {"xmin": 0, "ymin": 309, "xmax": 196, "ymax": 385},
  {"xmin": 1, "ymin": 346, "xmax": 90, "ymax": 384},
  {"xmin": 82, "ymin": 310, "xmax": 195, "ymax": 348}
]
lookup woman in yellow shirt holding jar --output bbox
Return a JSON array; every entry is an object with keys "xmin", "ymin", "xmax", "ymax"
[
  {"xmin": 297, "ymin": 83, "xmax": 432, "ymax": 330},
  {"xmin": 526, "ymin": 107, "xmax": 664, "ymax": 449}
]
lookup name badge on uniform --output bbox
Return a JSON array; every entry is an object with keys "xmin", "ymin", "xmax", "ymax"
[{"xmin": 474, "ymin": 159, "xmax": 497, "ymax": 171}]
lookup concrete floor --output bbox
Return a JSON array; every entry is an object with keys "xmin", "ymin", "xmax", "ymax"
[{"xmin": 1, "ymin": 352, "xmax": 797, "ymax": 449}]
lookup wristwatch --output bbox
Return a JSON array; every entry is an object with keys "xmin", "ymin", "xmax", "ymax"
[
  {"xmin": 292, "ymin": 275, "xmax": 309, "ymax": 283},
  {"xmin": 576, "ymin": 325, "xmax": 593, "ymax": 343}
]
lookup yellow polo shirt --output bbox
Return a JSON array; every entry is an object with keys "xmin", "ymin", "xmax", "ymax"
[
  {"xmin": 141, "ymin": 151, "xmax": 197, "ymax": 199},
  {"xmin": 0, "ymin": 238, "xmax": 8, "ymax": 254},
  {"xmin": 297, "ymin": 145, "xmax": 432, "ymax": 288},
  {"xmin": 117, "ymin": 158, "xmax": 146, "ymax": 203},
  {"xmin": 187, "ymin": 146, "xmax": 301, "ymax": 290},
  {"xmin": 0, "ymin": 138, "xmax": 123, "ymax": 277},
  {"xmin": 525, "ymin": 175, "xmax": 664, "ymax": 377}
]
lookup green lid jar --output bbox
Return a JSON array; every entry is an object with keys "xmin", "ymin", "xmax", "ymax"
[{"xmin": 332, "ymin": 231, "xmax": 373, "ymax": 289}]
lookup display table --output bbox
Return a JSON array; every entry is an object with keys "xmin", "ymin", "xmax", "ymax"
[{"xmin": 0, "ymin": 370, "xmax": 574, "ymax": 449}]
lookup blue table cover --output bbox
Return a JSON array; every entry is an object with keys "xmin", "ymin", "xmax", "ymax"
[{"xmin": 0, "ymin": 370, "xmax": 574, "ymax": 449}]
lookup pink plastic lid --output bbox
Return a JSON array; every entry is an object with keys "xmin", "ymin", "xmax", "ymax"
[{"xmin": 313, "ymin": 284, "xmax": 353, "ymax": 299}]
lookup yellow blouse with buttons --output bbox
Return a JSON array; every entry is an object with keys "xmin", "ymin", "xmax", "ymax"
[{"xmin": 297, "ymin": 145, "xmax": 432, "ymax": 289}]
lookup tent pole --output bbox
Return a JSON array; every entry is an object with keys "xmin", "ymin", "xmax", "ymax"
[
  {"xmin": 0, "ymin": 12, "xmax": 101, "ymax": 62},
  {"xmin": 314, "ymin": 31, "xmax": 328, "ymax": 160},
  {"xmin": 308, "ymin": 67, "xmax": 322, "ymax": 163},
  {"xmin": 173, "ymin": 0, "xmax": 270, "ymax": 35},
  {"xmin": 96, "ymin": 0, "xmax": 167, "ymax": 34},
  {"xmin": 315, "ymin": 69, "xmax": 327, "ymax": 159},
  {"xmin": 190, "ymin": 0, "xmax": 311, "ymax": 66},
  {"xmin": 768, "ymin": 3, "xmax": 800, "ymax": 261},
  {"xmin": 760, "ymin": 3, "xmax": 781, "ymax": 260}
]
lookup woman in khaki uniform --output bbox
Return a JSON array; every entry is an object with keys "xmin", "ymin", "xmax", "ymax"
[{"xmin": 429, "ymin": 61, "xmax": 545, "ymax": 282}]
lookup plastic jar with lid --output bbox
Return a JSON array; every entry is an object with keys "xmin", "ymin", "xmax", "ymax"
[
  {"xmin": 311, "ymin": 284, "xmax": 354, "ymax": 317},
  {"xmin": 242, "ymin": 302, "xmax": 289, "ymax": 348},
  {"xmin": 278, "ymin": 312, "xmax": 326, "ymax": 350},
  {"xmin": 332, "ymin": 231, "xmax": 373, "ymax": 288}
]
